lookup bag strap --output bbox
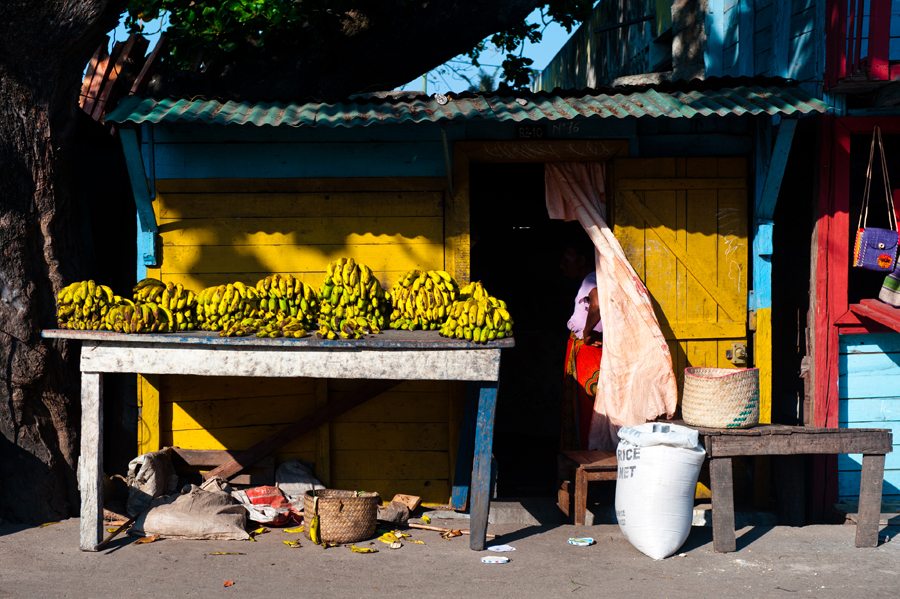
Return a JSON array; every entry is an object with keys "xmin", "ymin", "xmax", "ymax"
[{"xmin": 859, "ymin": 126, "xmax": 897, "ymax": 231}]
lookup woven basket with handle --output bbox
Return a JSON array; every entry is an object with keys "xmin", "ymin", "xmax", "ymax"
[
  {"xmin": 682, "ymin": 367, "xmax": 760, "ymax": 429},
  {"xmin": 303, "ymin": 489, "xmax": 380, "ymax": 544}
]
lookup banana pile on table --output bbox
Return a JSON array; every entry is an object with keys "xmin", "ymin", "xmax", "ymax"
[
  {"xmin": 439, "ymin": 281, "xmax": 513, "ymax": 343},
  {"xmin": 197, "ymin": 282, "xmax": 262, "ymax": 333},
  {"xmin": 388, "ymin": 269, "xmax": 459, "ymax": 331},
  {"xmin": 56, "ymin": 280, "xmax": 118, "ymax": 330},
  {"xmin": 215, "ymin": 274, "xmax": 318, "ymax": 338},
  {"xmin": 316, "ymin": 258, "xmax": 390, "ymax": 340},
  {"xmin": 131, "ymin": 278, "xmax": 198, "ymax": 332}
]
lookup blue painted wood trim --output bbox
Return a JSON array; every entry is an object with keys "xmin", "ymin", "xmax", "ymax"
[
  {"xmin": 706, "ymin": 0, "xmax": 725, "ymax": 77},
  {"xmin": 469, "ymin": 380, "xmax": 498, "ymax": 551},
  {"xmin": 756, "ymin": 119, "xmax": 797, "ymax": 220},
  {"xmin": 119, "ymin": 128, "xmax": 158, "ymax": 267},
  {"xmin": 839, "ymin": 469, "xmax": 900, "ymax": 498},
  {"xmin": 772, "ymin": 0, "xmax": 790, "ymax": 77},
  {"xmin": 738, "ymin": 0, "xmax": 754, "ymax": 76},
  {"xmin": 450, "ymin": 383, "xmax": 481, "ymax": 510},
  {"xmin": 840, "ymin": 333, "xmax": 900, "ymax": 354},
  {"xmin": 151, "ymin": 141, "xmax": 447, "ymax": 179},
  {"xmin": 838, "ymin": 450, "xmax": 900, "ymax": 471}
]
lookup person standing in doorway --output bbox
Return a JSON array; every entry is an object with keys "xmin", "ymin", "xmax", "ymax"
[{"xmin": 560, "ymin": 234, "xmax": 603, "ymax": 451}]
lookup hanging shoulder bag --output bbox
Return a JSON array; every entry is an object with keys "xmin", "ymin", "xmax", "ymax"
[{"xmin": 853, "ymin": 126, "xmax": 899, "ymax": 272}]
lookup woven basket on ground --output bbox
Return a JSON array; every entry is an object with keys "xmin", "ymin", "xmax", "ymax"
[
  {"xmin": 303, "ymin": 489, "xmax": 380, "ymax": 544},
  {"xmin": 682, "ymin": 367, "xmax": 760, "ymax": 429}
]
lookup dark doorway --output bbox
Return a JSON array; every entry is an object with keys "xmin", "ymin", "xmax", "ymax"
[{"xmin": 469, "ymin": 162, "xmax": 582, "ymax": 497}]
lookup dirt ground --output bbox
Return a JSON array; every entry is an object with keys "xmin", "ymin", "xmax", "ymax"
[{"xmin": 0, "ymin": 518, "xmax": 898, "ymax": 598}]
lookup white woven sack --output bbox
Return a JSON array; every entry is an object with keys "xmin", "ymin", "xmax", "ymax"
[{"xmin": 614, "ymin": 423, "xmax": 705, "ymax": 560}]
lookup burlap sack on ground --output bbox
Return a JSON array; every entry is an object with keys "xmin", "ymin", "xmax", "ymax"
[{"xmin": 130, "ymin": 477, "xmax": 249, "ymax": 541}]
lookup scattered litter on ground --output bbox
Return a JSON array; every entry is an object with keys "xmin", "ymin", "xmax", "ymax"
[
  {"xmin": 389, "ymin": 541, "xmax": 402, "ymax": 549},
  {"xmin": 208, "ymin": 552, "xmax": 245, "ymax": 556},
  {"xmin": 568, "ymin": 538, "xmax": 594, "ymax": 546},
  {"xmin": 421, "ymin": 515, "xmax": 432, "ymax": 524},
  {"xmin": 481, "ymin": 556, "xmax": 509, "ymax": 564},
  {"xmin": 223, "ymin": 581, "xmax": 235, "ymax": 587},
  {"xmin": 378, "ymin": 532, "xmax": 400, "ymax": 543},
  {"xmin": 283, "ymin": 526, "xmax": 304, "ymax": 533},
  {"xmin": 488, "ymin": 544, "xmax": 516, "ymax": 552},
  {"xmin": 38, "ymin": 522, "xmax": 59, "ymax": 528},
  {"xmin": 131, "ymin": 535, "xmax": 160, "ymax": 545},
  {"xmin": 350, "ymin": 545, "xmax": 377, "ymax": 553},
  {"xmin": 283, "ymin": 539, "xmax": 301, "ymax": 548}
]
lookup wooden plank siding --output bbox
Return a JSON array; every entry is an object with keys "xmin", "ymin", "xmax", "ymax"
[
  {"xmin": 838, "ymin": 333, "xmax": 900, "ymax": 501},
  {"xmin": 612, "ymin": 157, "xmax": 749, "ymax": 402},
  {"xmin": 140, "ymin": 173, "xmax": 464, "ymax": 504}
]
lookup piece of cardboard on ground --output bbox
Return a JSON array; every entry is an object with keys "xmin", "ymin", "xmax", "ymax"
[{"xmin": 391, "ymin": 494, "xmax": 422, "ymax": 512}]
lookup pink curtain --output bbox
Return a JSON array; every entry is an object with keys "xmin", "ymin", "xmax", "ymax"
[{"xmin": 546, "ymin": 162, "xmax": 677, "ymax": 450}]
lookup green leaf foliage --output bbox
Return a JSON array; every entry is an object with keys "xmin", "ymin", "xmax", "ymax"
[{"xmin": 125, "ymin": 1, "xmax": 596, "ymax": 90}]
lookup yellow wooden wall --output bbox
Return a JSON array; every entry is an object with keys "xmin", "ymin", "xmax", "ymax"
[
  {"xmin": 139, "ymin": 177, "xmax": 466, "ymax": 504},
  {"xmin": 612, "ymin": 157, "xmax": 749, "ymax": 397}
]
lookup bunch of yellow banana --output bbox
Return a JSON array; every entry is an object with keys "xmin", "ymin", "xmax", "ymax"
[
  {"xmin": 389, "ymin": 269, "xmax": 459, "ymax": 331},
  {"xmin": 196, "ymin": 282, "xmax": 261, "ymax": 332},
  {"xmin": 56, "ymin": 280, "xmax": 117, "ymax": 330},
  {"xmin": 254, "ymin": 274, "xmax": 319, "ymax": 331},
  {"xmin": 316, "ymin": 258, "xmax": 390, "ymax": 340},
  {"xmin": 217, "ymin": 314, "xmax": 309, "ymax": 339},
  {"xmin": 133, "ymin": 278, "xmax": 198, "ymax": 332},
  {"xmin": 439, "ymin": 281, "xmax": 513, "ymax": 343},
  {"xmin": 104, "ymin": 299, "xmax": 176, "ymax": 333}
]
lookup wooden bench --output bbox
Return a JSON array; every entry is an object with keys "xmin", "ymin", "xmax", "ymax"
[
  {"xmin": 557, "ymin": 450, "xmax": 618, "ymax": 525},
  {"xmin": 680, "ymin": 422, "xmax": 893, "ymax": 553}
]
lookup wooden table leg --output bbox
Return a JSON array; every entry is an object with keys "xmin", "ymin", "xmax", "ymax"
[
  {"xmin": 856, "ymin": 453, "xmax": 886, "ymax": 548},
  {"xmin": 450, "ymin": 382, "xmax": 480, "ymax": 511},
  {"xmin": 80, "ymin": 372, "xmax": 103, "ymax": 551},
  {"xmin": 574, "ymin": 467, "xmax": 587, "ymax": 526},
  {"xmin": 710, "ymin": 456, "xmax": 737, "ymax": 553},
  {"xmin": 469, "ymin": 381, "xmax": 498, "ymax": 551}
]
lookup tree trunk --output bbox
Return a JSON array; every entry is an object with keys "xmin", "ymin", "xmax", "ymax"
[{"xmin": 0, "ymin": 1, "xmax": 125, "ymax": 523}]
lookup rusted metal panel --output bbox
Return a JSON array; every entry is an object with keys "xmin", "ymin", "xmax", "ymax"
[{"xmin": 105, "ymin": 83, "xmax": 830, "ymax": 128}]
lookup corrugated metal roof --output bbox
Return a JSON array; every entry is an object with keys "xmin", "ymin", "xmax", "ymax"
[{"xmin": 105, "ymin": 84, "xmax": 829, "ymax": 128}]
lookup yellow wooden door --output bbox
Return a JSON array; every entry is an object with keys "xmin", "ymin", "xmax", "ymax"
[{"xmin": 612, "ymin": 158, "xmax": 749, "ymax": 394}]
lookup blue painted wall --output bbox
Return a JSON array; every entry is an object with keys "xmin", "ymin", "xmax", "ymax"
[{"xmin": 839, "ymin": 333, "xmax": 900, "ymax": 501}]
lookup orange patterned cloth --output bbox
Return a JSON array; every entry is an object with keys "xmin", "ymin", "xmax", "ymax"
[{"xmin": 561, "ymin": 333, "xmax": 603, "ymax": 451}]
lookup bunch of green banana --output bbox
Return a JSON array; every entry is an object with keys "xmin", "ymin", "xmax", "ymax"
[
  {"xmin": 218, "ymin": 314, "xmax": 309, "ymax": 339},
  {"xmin": 104, "ymin": 299, "xmax": 175, "ymax": 333},
  {"xmin": 56, "ymin": 280, "xmax": 117, "ymax": 330},
  {"xmin": 389, "ymin": 269, "xmax": 459, "ymax": 331},
  {"xmin": 196, "ymin": 282, "xmax": 261, "ymax": 332},
  {"xmin": 316, "ymin": 258, "xmax": 390, "ymax": 340},
  {"xmin": 254, "ymin": 274, "xmax": 319, "ymax": 330},
  {"xmin": 133, "ymin": 278, "xmax": 198, "ymax": 332},
  {"xmin": 439, "ymin": 281, "xmax": 513, "ymax": 343}
]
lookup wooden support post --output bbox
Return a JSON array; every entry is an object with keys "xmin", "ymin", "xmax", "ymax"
[
  {"xmin": 469, "ymin": 381, "xmax": 498, "ymax": 551},
  {"xmin": 710, "ymin": 457, "xmax": 737, "ymax": 553},
  {"xmin": 205, "ymin": 379, "xmax": 400, "ymax": 481},
  {"xmin": 80, "ymin": 372, "xmax": 103, "ymax": 552},
  {"xmin": 574, "ymin": 468, "xmax": 588, "ymax": 526},
  {"xmin": 450, "ymin": 382, "xmax": 479, "ymax": 510},
  {"xmin": 856, "ymin": 453, "xmax": 886, "ymax": 547}
]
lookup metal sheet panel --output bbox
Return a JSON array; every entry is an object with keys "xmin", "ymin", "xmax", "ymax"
[{"xmin": 106, "ymin": 84, "xmax": 830, "ymax": 128}]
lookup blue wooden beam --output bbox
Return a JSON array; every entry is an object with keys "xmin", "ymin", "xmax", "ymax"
[
  {"xmin": 449, "ymin": 382, "xmax": 480, "ymax": 510},
  {"xmin": 469, "ymin": 380, "xmax": 498, "ymax": 551},
  {"xmin": 756, "ymin": 118, "xmax": 797, "ymax": 220},
  {"xmin": 119, "ymin": 128, "xmax": 158, "ymax": 267},
  {"xmin": 738, "ymin": 0, "xmax": 754, "ymax": 76}
]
